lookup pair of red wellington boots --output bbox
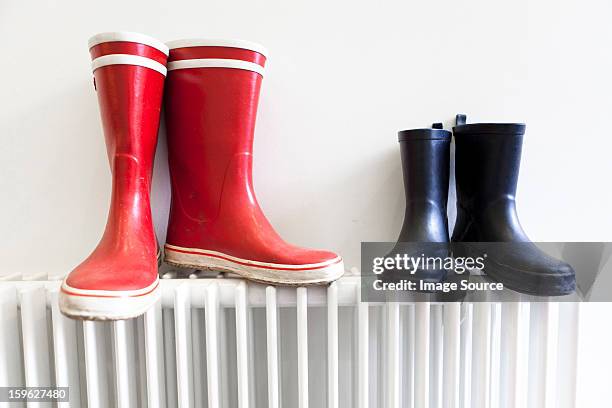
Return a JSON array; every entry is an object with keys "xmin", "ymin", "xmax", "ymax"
[{"xmin": 59, "ymin": 32, "xmax": 344, "ymax": 320}]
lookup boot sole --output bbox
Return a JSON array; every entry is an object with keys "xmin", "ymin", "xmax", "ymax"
[
  {"xmin": 453, "ymin": 244, "xmax": 576, "ymax": 296},
  {"xmin": 164, "ymin": 244, "xmax": 345, "ymax": 286},
  {"xmin": 58, "ymin": 277, "xmax": 160, "ymax": 321},
  {"xmin": 484, "ymin": 262, "xmax": 576, "ymax": 296}
]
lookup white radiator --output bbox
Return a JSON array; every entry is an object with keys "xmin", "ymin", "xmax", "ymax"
[{"xmin": 0, "ymin": 277, "xmax": 579, "ymax": 408}]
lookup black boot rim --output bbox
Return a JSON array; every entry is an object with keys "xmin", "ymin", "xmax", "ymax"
[
  {"xmin": 453, "ymin": 123, "xmax": 526, "ymax": 135},
  {"xmin": 398, "ymin": 128, "xmax": 451, "ymax": 141}
]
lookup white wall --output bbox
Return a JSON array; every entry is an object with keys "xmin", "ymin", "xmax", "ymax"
[{"xmin": 1, "ymin": 0, "xmax": 611, "ymax": 277}]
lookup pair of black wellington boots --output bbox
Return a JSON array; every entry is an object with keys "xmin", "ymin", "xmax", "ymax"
[{"xmin": 393, "ymin": 114, "xmax": 576, "ymax": 296}]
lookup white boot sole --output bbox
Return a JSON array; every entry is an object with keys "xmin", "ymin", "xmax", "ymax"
[
  {"xmin": 165, "ymin": 244, "xmax": 344, "ymax": 286},
  {"xmin": 58, "ymin": 277, "xmax": 160, "ymax": 321}
]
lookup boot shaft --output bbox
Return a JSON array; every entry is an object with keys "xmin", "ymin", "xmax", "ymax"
[
  {"xmin": 397, "ymin": 127, "xmax": 451, "ymax": 242},
  {"xmin": 88, "ymin": 32, "xmax": 168, "ymax": 183},
  {"xmin": 452, "ymin": 119, "xmax": 528, "ymax": 242},
  {"xmin": 87, "ymin": 32, "xmax": 167, "ymax": 242},
  {"xmin": 398, "ymin": 127, "xmax": 451, "ymax": 206},
  {"xmin": 164, "ymin": 40, "xmax": 267, "ymax": 225},
  {"xmin": 453, "ymin": 122, "xmax": 526, "ymax": 210}
]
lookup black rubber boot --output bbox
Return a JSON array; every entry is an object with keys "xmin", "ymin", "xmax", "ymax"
[
  {"xmin": 391, "ymin": 124, "xmax": 451, "ymax": 284},
  {"xmin": 451, "ymin": 114, "xmax": 576, "ymax": 296},
  {"xmin": 398, "ymin": 124, "xmax": 450, "ymax": 243}
]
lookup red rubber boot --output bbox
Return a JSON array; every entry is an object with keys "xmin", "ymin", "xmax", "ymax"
[
  {"xmin": 59, "ymin": 32, "xmax": 168, "ymax": 320},
  {"xmin": 163, "ymin": 39, "xmax": 344, "ymax": 286}
]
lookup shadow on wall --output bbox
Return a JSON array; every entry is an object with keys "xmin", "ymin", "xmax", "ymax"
[
  {"xmin": 151, "ymin": 113, "xmax": 171, "ymax": 246},
  {"xmin": 447, "ymin": 133, "xmax": 457, "ymax": 231},
  {"xmin": 562, "ymin": 243, "xmax": 612, "ymax": 299}
]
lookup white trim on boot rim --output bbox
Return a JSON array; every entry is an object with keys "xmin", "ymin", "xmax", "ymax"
[
  {"xmin": 88, "ymin": 31, "xmax": 170, "ymax": 55},
  {"xmin": 166, "ymin": 38, "xmax": 268, "ymax": 57},
  {"xmin": 164, "ymin": 243, "xmax": 345, "ymax": 286},
  {"xmin": 59, "ymin": 277, "xmax": 160, "ymax": 321},
  {"xmin": 167, "ymin": 58, "xmax": 264, "ymax": 76},
  {"xmin": 91, "ymin": 54, "xmax": 168, "ymax": 76}
]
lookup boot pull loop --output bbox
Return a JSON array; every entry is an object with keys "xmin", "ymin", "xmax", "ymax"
[
  {"xmin": 455, "ymin": 114, "xmax": 467, "ymax": 126},
  {"xmin": 432, "ymin": 122, "xmax": 444, "ymax": 129}
]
